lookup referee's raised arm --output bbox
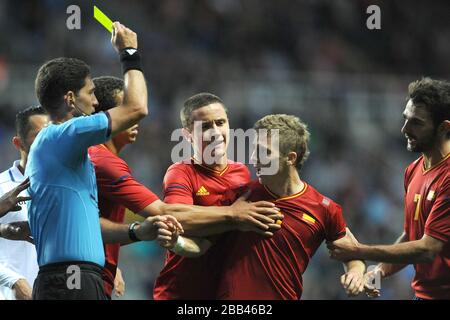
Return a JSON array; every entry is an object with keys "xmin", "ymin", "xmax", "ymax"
[{"xmin": 107, "ymin": 21, "xmax": 148, "ymax": 137}]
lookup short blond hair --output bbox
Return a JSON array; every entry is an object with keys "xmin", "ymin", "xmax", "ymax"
[{"xmin": 254, "ymin": 114, "xmax": 310, "ymax": 169}]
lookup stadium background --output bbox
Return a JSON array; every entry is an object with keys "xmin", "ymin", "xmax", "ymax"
[{"xmin": 0, "ymin": 0, "xmax": 449, "ymax": 299}]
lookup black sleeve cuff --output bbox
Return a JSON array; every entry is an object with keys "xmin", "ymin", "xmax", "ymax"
[{"xmin": 104, "ymin": 111, "xmax": 112, "ymax": 138}]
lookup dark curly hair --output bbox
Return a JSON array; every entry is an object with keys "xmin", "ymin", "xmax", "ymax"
[
  {"xmin": 92, "ymin": 76, "xmax": 124, "ymax": 112},
  {"xmin": 408, "ymin": 77, "xmax": 450, "ymax": 128}
]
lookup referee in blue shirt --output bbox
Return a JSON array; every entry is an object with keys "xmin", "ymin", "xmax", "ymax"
[{"xmin": 26, "ymin": 22, "xmax": 148, "ymax": 300}]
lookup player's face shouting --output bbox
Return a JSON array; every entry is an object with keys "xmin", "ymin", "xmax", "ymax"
[
  {"xmin": 73, "ymin": 77, "xmax": 99, "ymax": 116},
  {"xmin": 401, "ymin": 99, "xmax": 436, "ymax": 153},
  {"xmin": 190, "ymin": 103, "xmax": 230, "ymax": 163}
]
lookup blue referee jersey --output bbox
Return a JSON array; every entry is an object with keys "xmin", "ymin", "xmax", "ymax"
[{"xmin": 25, "ymin": 112, "xmax": 111, "ymax": 267}]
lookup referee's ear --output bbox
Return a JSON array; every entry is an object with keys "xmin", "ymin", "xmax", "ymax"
[{"xmin": 12, "ymin": 136, "xmax": 24, "ymax": 152}]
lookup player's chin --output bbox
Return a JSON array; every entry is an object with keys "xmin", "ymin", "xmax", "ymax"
[
  {"xmin": 406, "ymin": 143, "xmax": 422, "ymax": 153},
  {"xmin": 212, "ymin": 147, "xmax": 226, "ymax": 159},
  {"xmin": 128, "ymin": 136, "xmax": 138, "ymax": 143}
]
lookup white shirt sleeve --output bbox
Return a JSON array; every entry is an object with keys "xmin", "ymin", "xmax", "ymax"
[{"xmin": 0, "ymin": 264, "xmax": 24, "ymax": 289}]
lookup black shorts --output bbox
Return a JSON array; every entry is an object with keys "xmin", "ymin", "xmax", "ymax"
[{"xmin": 33, "ymin": 261, "xmax": 108, "ymax": 300}]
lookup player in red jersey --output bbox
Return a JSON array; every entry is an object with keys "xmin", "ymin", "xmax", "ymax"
[
  {"xmin": 158, "ymin": 113, "xmax": 366, "ymax": 299},
  {"xmin": 153, "ymin": 93, "xmax": 284, "ymax": 300},
  {"xmin": 90, "ymin": 79, "xmax": 282, "ymax": 299},
  {"xmin": 329, "ymin": 78, "xmax": 450, "ymax": 300},
  {"xmin": 89, "ymin": 76, "xmax": 180, "ymax": 298}
]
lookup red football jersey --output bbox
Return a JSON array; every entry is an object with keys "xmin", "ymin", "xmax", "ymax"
[
  {"xmin": 89, "ymin": 145, "xmax": 159, "ymax": 297},
  {"xmin": 403, "ymin": 154, "xmax": 450, "ymax": 299},
  {"xmin": 153, "ymin": 159, "xmax": 250, "ymax": 300},
  {"xmin": 216, "ymin": 180, "xmax": 346, "ymax": 300}
]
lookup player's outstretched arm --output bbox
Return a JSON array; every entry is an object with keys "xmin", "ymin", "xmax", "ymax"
[
  {"xmin": 328, "ymin": 228, "xmax": 445, "ymax": 264},
  {"xmin": 144, "ymin": 196, "xmax": 283, "ymax": 238},
  {"xmin": 100, "ymin": 217, "xmax": 135, "ymax": 245},
  {"xmin": 100, "ymin": 215, "xmax": 183, "ymax": 245},
  {"xmin": 372, "ymin": 232, "xmax": 409, "ymax": 278},
  {"xmin": 362, "ymin": 232, "xmax": 409, "ymax": 298},
  {"xmin": 107, "ymin": 22, "xmax": 148, "ymax": 137}
]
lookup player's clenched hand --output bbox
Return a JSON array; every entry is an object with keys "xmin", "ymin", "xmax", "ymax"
[
  {"xmin": 111, "ymin": 21, "xmax": 138, "ymax": 52},
  {"xmin": 0, "ymin": 221, "xmax": 33, "ymax": 243},
  {"xmin": 136, "ymin": 215, "xmax": 183, "ymax": 241},
  {"xmin": 327, "ymin": 228, "xmax": 360, "ymax": 261},
  {"xmin": 341, "ymin": 270, "xmax": 365, "ymax": 297},
  {"xmin": 155, "ymin": 217, "xmax": 183, "ymax": 249},
  {"xmin": 231, "ymin": 191, "xmax": 283, "ymax": 238},
  {"xmin": 0, "ymin": 178, "xmax": 31, "ymax": 218}
]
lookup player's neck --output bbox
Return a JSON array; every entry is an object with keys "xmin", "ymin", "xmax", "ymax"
[
  {"xmin": 194, "ymin": 155, "xmax": 228, "ymax": 171},
  {"xmin": 104, "ymin": 140, "xmax": 126, "ymax": 156},
  {"xmin": 422, "ymin": 140, "xmax": 450, "ymax": 170},
  {"xmin": 265, "ymin": 168, "xmax": 304, "ymax": 198}
]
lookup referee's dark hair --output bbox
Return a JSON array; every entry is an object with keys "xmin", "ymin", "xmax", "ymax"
[
  {"xmin": 92, "ymin": 76, "xmax": 124, "ymax": 112},
  {"xmin": 35, "ymin": 57, "xmax": 90, "ymax": 114},
  {"xmin": 15, "ymin": 106, "xmax": 47, "ymax": 140}
]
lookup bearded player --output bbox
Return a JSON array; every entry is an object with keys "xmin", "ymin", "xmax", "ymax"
[{"xmin": 329, "ymin": 78, "xmax": 450, "ymax": 300}]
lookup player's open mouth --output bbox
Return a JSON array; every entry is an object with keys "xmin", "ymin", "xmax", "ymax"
[{"xmin": 209, "ymin": 139, "xmax": 225, "ymax": 148}]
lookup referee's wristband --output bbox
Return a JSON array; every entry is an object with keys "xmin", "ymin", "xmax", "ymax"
[
  {"xmin": 128, "ymin": 222, "xmax": 141, "ymax": 242},
  {"xmin": 119, "ymin": 47, "xmax": 143, "ymax": 74}
]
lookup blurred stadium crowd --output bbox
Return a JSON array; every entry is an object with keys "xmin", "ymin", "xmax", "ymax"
[{"xmin": 1, "ymin": 0, "xmax": 449, "ymax": 299}]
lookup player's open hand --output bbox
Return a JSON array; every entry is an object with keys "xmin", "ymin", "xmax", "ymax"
[
  {"xmin": 0, "ymin": 221, "xmax": 33, "ymax": 243},
  {"xmin": 341, "ymin": 270, "xmax": 365, "ymax": 297},
  {"xmin": 327, "ymin": 228, "xmax": 360, "ymax": 261},
  {"xmin": 231, "ymin": 191, "xmax": 283, "ymax": 238},
  {"xmin": 111, "ymin": 21, "xmax": 138, "ymax": 52},
  {"xmin": 0, "ymin": 178, "xmax": 31, "ymax": 218}
]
